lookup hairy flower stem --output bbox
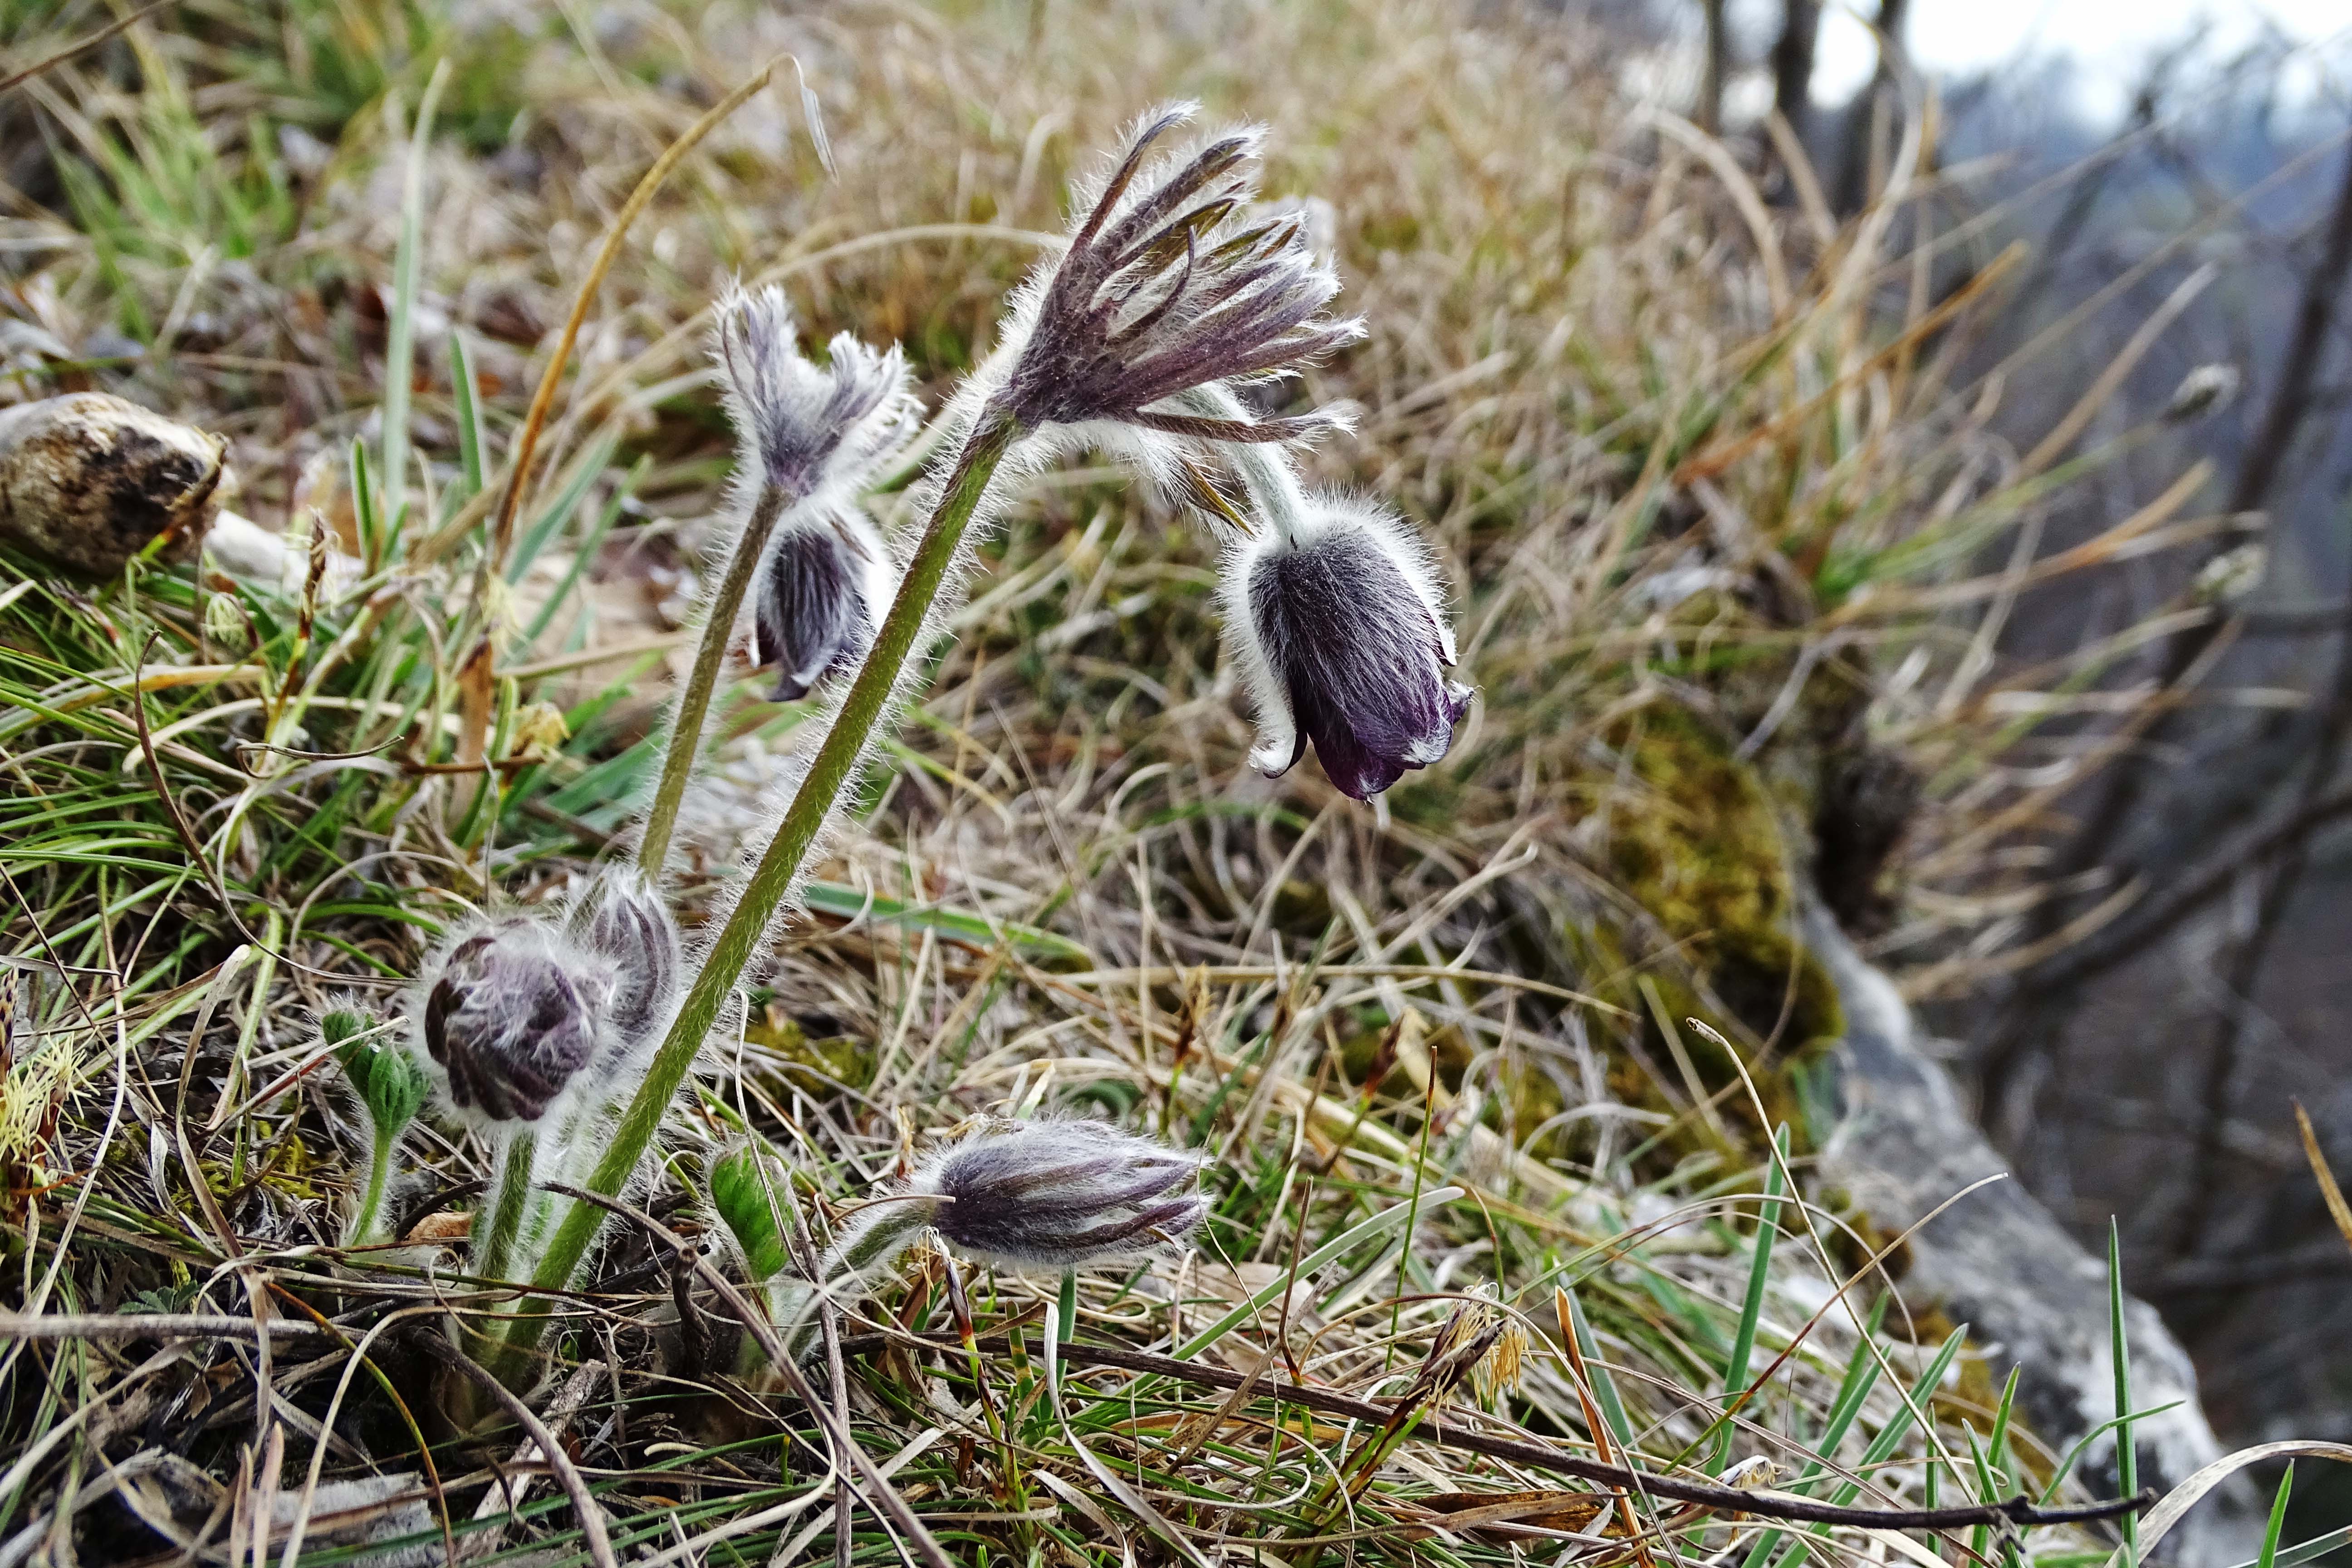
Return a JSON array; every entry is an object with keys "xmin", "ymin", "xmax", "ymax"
[
  {"xmin": 487, "ymin": 407, "xmax": 1023, "ymax": 1385},
  {"xmin": 347, "ymin": 1134, "xmax": 396, "ymax": 1250},
  {"xmin": 472, "ymin": 1132, "xmax": 536, "ymax": 1320},
  {"xmin": 636, "ymin": 483, "xmax": 792, "ymax": 876}
]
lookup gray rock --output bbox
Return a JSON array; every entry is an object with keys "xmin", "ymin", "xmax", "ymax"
[{"xmin": 1808, "ymin": 906, "xmax": 2258, "ymax": 1568}]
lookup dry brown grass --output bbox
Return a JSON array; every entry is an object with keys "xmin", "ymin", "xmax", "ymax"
[{"xmin": 0, "ymin": 0, "xmax": 2257, "ymax": 1561}]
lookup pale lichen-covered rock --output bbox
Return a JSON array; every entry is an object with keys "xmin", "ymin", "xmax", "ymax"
[
  {"xmin": 1808, "ymin": 906, "xmax": 2258, "ymax": 1568},
  {"xmin": 0, "ymin": 392, "xmax": 226, "ymax": 576}
]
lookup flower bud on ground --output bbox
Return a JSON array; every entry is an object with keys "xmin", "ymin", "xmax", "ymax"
[
  {"xmin": 1220, "ymin": 489, "xmax": 1472, "ymax": 799},
  {"xmin": 413, "ymin": 917, "xmax": 608, "ymax": 1125},
  {"xmin": 568, "ymin": 869, "xmax": 682, "ymax": 1050},
  {"xmin": 849, "ymin": 1117, "xmax": 1207, "ymax": 1274},
  {"xmin": 323, "ymin": 1007, "xmax": 429, "ymax": 1248}
]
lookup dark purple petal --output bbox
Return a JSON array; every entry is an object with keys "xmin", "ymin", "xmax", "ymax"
[
  {"xmin": 1248, "ymin": 527, "xmax": 1467, "ymax": 800},
  {"xmin": 421, "ymin": 923, "xmax": 601, "ymax": 1122},
  {"xmin": 754, "ymin": 525, "xmax": 875, "ymax": 701},
  {"xmin": 571, "ymin": 876, "xmax": 680, "ymax": 1047}
]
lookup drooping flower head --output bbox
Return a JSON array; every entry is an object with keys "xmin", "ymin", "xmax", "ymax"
[
  {"xmin": 710, "ymin": 284, "xmax": 917, "ymax": 704},
  {"xmin": 915, "ymin": 1118, "xmax": 1208, "ymax": 1269},
  {"xmin": 1221, "ymin": 484, "xmax": 1472, "ymax": 799},
  {"xmin": 988, "ymin": 104, "xmax": 1361, "ymax": 446},
  {"xmin": 414, "ymin": 918, "xmax": 607, "ymax": 1124},
  {"xmin": 826, "ymin": 1118, "xmax": 1207, "ymax": 1279},
  {"xmin": 714, "ymin": 283, "xmax": 921, "ymax": 505}
]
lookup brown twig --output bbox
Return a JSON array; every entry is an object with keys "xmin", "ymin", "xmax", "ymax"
[
  {"xmin": 0, "ymin": 0, "xmax": 174, "ymax": 97},
  {"xmin": 840, "ymin": 1330, "xmax": 2153, "ymax": 1534}
]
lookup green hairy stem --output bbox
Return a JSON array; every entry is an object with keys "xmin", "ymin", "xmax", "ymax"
[
  {"xmin": 636, "ymin": 482, "xmax": 792, "ymax": 876},
  {"xmin": 348, "ymin": 1134, "xmax": 397, "ymax": 1249},
  {"xmin": 486, "ymin": 407, "xmax": 1023, "ymax": 1384}
]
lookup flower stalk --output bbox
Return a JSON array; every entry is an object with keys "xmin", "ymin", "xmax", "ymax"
[{"xmin": 635, "ymin": 482, "xmax": 790, "ymax": 876}]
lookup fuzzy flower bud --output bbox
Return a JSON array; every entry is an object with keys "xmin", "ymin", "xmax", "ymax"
[
  {"xmin": 415, "ymin": 918, "xmax": 606, "ymax": 1123},
  {"xmin": 900, "ymin": 1118, "xmax": 1206, "ymax": 1270},
  {"xmin": 751, "ymin": 507, "xmax": 896, "ymax": 701},
  {"xmin": 567, "ymin": 869, "xmax": 681, "ymax": 1049},
  {"xmin": 1222, "ymin": 489, "xmax": 1472, "ymax": 799},
  {"xmin": 715, "ymin": 283, "xmax": 920, "ymax": 504},
  {"xmin": 990, "ymin": 104, "xmax": 1360, "ymax": 444},
  {"xmin": 325, "ymin": 1009, "xmax": 429, "ymax": 1135}
]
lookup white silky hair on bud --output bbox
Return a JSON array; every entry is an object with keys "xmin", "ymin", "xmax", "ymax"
[
  {"xmin": 711, "ymin": 281, "xmax": 921, "ymax": 509},
  {"xmin": 1218, "ymin": 486, "xmax": 1461, "ymax": 778}
]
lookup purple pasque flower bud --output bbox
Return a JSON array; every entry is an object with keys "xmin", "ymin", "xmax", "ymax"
[
  {"xmin": 909, "ymin": 1119, "xmax": 1207, "ymax": 1270},
  {"xmin": 1221, "ymin": 486, "xmax": 1472, "ymax": 800},
  {"xmin": 714, "ymin": 283, "xmax": 920, "ymax": 503},
  {"xmin": 414, "ymin": 918, "xmax": 608, "ymax": 1124},
  {"xmin": 990, "ymin": 103, "xmax": 1361, "ymax": 444},
  {"xmin": 567, "ymin": 868, "xmax": 681, "ymax": 1049},
  {"xmin": 750, "ymin": 505, "xmax": 897, "ymax": 702}
]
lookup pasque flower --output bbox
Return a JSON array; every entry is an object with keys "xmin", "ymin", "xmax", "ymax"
[
  {"xmin": 417, "ymin": 919, "xmax": 604, "ymax": 1123},
  {"xmin": 716, "ymin": 284, "xmax": 918, "ymax": 704},
  {"xmin": 567, "ymin": 868, "xmax": 683, "ymax": 1049},
  {"xmin": 716, "ymin": 283, "xmax": 920, "ymax": 505},
  {"xmin": 414, "ymin": 876, "xmax": 680, "ymax": 1125},
  {"xmin": 986, "ymin": 103, "xmax": 1360, "ymax": 446},
  {"xmin": 889, "ymin": 1118, "xmax": 1206, "ymax": 1270},
  {"xmin": 635, "ymin": 288, "xmax": 922, "ymax": 877},
  {"xmin": 1221, "ymin": 479, "xmax": 1472, "ymax": 800}
]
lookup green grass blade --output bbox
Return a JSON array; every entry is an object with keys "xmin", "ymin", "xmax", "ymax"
[
  {"xmin": 1173, "ymin": 1186, "xmax": 1462, "ymax": 1359},
  {"xmin": 2111, "ymin": 1219, "xmax": 2139, "ymax": 1555}
]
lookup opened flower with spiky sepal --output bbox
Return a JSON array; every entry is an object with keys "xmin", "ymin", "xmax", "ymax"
[
  {"xmin": 968, "ymin": 102, "xmax": 1361, "ymax": 478},
  {"xmin": 1221, "ymin": 485, "xmax": 1472, "ymax": 799}
]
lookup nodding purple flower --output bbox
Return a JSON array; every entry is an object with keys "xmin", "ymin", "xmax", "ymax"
[
  {"xmin": 989, "ymin": 103, "xmax": 1361, "ymax": 444},
  {"xmin": 715, "ymin": 284, "xmax": 921, "ymax": 504},
  {"xmin": 1222, "ymin": 488, "xmax": 1472, "ymax": 800},
  {"xmin": 415, "ymin": 919, "xmax": 607, "ymax": 1123},
  {"xmin": 750, "ymin": 506, "xmax": 896, "ymax": 701},
  {"xmin": 711, "ymin": 285, "xmax": 914, "ymax": 702},
  {"xmin": 568, "ymin": 869, "xmax": 681, "ymax": 1048}
]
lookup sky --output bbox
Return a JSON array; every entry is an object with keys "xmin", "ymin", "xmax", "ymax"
[{"xmin": 1790, "ymin": 0, "xmax": 2352, "ymax": 125}]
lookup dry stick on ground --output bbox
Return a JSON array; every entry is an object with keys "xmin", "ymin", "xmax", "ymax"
[
  {"xmin": 543, "ymin": 1184, "xmax": 956, "ymax": 1568},
  {"xmin": 1982, "ymin": 120, "xmax": 2352, "ymax": 1110},
  {"xmin": 401, "ymin": 1330, "xmax": 619, "ymax": 1568},
  {"xmin": 837, "ymin": 1332, "xmax": 2152, "ymax": 1533}
]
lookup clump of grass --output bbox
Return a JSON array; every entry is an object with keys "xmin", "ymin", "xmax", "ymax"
[{"xmin": 0, "ymin": 0, "xmax": 2300, "ymax": 1563}]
